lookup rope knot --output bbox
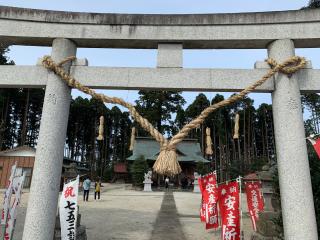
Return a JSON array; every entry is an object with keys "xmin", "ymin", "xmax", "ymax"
[
  {"xmin": 266, "ymin": 56, "xmax": 306, "ymax": 76},
  {"xmin": 160, "ymin": 142, "xmax": 176, "ymax": 152}
]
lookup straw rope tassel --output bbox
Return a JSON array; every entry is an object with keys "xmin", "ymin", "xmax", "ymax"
[
  {"xmin": 205, "ymin": 127, "xmax": 213, "ymax": 155},
  {"xmin": 97, "ymin": 115, "xmax": 104, "ymax": 141},
  {"xmin": 41, "ymin": 55, "xmax": 306, "ymax": 176},
  {"xmin": 233, "ymin": 113, "xmax": 240, "ymax": 139},
  {"xmin": 153, "ymin": 147, "xmax": 181, "ymax": 176},
  {"xmin": 129, "ymin": 127, "xmax": 136, "ymax": 151}
]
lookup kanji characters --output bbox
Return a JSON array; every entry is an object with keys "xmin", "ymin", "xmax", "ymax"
[
  {"xmin": 64, "ymin": 186, "xmax": 76, "ymax": 198},
  {"xmin": 224, "ymin": 227, "xmax": 237, "ymax": 240},
  {"xmin": 219, "ymin": 181, "xmax": 240, "ymax": 240},
  {"xmin": 224, "ymin": 195, "xmax": 236, "ymax": 211},
  {"xmin": 245, "ymin": 181, "xmax": 264, "ymax": 231}
]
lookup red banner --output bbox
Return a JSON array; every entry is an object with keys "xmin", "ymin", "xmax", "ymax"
[
  {"xmin": 200, "ymin": 172, "xmax": 219, "ymax": 229},
  {"xmin": 198, "ymin": 177, "xmax": 206, "ymax": 222},
  {"xmin": 308, "ymin": 136, "xmax": 320, "ymax": 159},
  {"xmin": 244, "ymin": 181, "xmax": 264, "ymax": 231},
  {"xmin": 219, "ymin": 181, "xmax": 240, "ymax": 240}
]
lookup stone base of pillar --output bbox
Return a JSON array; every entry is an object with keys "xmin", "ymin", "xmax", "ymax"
[
  {"xmin": 143, "ymin": 181, "xmax": 153, "ymax": 192},
  {"xmin": 193, "ymin": 182, "xmax": 200, "ymax": 193}
]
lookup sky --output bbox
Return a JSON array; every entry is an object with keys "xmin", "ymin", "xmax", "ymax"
[{"xmin": 1, "ymin": 0, "xmax": 318, "ymax": 113}]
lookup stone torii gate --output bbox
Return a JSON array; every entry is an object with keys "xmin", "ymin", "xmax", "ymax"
[{"xmin": 0, "ymin": 6, "xmax": 319, "ymax": 240}]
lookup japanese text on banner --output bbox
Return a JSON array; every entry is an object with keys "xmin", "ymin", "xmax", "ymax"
[
  {"xmin": 219, "ymin": 181, "xmax": 240, "ymax": 240},
  {"xmin": 199, "ymin": 172, "xmax": 219, "ymax": 229},
  {"xmin": 244, "ymin": 181, "xmax": 264, "ymax": 231},
  {"xmin": 59, "ymin": 176, "xmax": 79, "ymax": 240}
]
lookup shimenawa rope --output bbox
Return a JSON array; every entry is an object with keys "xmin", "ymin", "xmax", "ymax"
[{"xmin": 42, "ymin": 55, "xmax": 306, "ymax": 176}]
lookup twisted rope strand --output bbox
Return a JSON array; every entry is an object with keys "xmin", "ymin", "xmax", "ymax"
[
  {"xmin": 42, "ymin": 55, "xmax": 306, "ymax": 175},
  {"xmin": 168, "ymin": 56, "xmax": 306, "ymax": 148},
  {"xmin": 42, "ymin": 56, "xmax": 167, "ymax": 147}
]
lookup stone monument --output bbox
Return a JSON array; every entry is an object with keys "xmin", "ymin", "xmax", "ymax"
[
  {"xmin": 143, "ymin": 171, "xmax": 153, "ymax": 192},
  {"xmin": 193, "ymin": 172, "xmax": 201, "ymax": 193}
]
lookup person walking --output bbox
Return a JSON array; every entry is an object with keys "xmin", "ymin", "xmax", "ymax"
[
  {"xmin": 83, "ymin": 176, "xmax": 91, "ymax": 202},
  {"xmin": 165, "ymin": 176, "xmax": 170, "ymax": 191},
  {"xmin": 94, "ymin": 179, "xmax": 102, "ymax": 200}
]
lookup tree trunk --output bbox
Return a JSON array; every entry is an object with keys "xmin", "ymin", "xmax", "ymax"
[
  {"xmin": 247, "ymin": 109, "xmax": 252, "ymax": 165},
  {"xmin": 225, "ymin": 121, "xmax": 230, "ymax": 179},
  {"xmin": 263, "ymin": 109, "xmax": 270, "ymax": 163},
  {"xmin": 20, "ymin": 88, "xmax": 30, "ymax": 146},
  {"xmin": 0, "ymin": 93, "xmax": 10, "ymax": 150}
]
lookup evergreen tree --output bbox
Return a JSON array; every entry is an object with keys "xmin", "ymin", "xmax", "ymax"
[
  {"xmin": 135, "ymin": 90, "xmax": 185, "ymax": 136},
  {"xmin": 0, "ymin": 46, "xmax": 45, "ymax": 150},
  {"xmin": 172, "ymin": 106, "xmax": 187, "ymax": 135},
  {"xmin": 308, "ymin": 0, "xmax": 320, "ymax": 8},
  {"xmin": 0, "ymin": 46, "xmax": 15, "ymax": 149},
  {"xmin": 130, "ymin": 156, "xmax": 148, "ymax": 187},
  {"xmin": 66, "ymin": 97, "xmax": 132, "ymax": 178}
]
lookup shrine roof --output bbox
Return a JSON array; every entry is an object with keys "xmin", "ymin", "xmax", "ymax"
[{"xmin": 127, "ymin": 137, "xmax": 209, "ymax": 163}]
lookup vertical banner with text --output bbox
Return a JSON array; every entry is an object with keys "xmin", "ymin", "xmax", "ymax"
[
  {"xmin": 219, "ymin": 181, "xmax": 240, "ymax": 240},
  {"xmin": 244, "ymin": 181, "xmax": 264, "ymax": 231},
  {"xmin": 199, "ymin": 172, "xmax": 219, "ymax": 229},
  {"xmin": 60, "ymin": 176, "xmax": 79, "ymax": 240}
]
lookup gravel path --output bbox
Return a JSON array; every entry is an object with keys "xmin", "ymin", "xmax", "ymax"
[
  {"xmin": 1, "ymin": 184, "xmax": 255, "ymax": 240},
  {"xmin": 150, "ymin": 191, "xmax": 186, "ymax": 240}
]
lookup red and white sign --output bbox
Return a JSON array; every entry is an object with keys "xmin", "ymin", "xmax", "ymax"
[
  {"xmin": 1, "ymin": 164, "xmax": 17, "ymax": 225},
  {"xmin": 59, "ymin": 176, "xmax": 79, "ymax": 240},
  {"xmin": 244, "ymin": 181, "xmax": 264, "ymax": 231},
  {"xmin": 219, "ymin": 181, "xmax": 240, "ymax": 240},
  {"xmin": 4, "ymin": 174, "xmax": 25, "ymax": 240},
  {"xmin": 199, "ymin": 172, "xmax": 219, "ymax": 229},
  {"xmin": 308, "ymin": 135, "xmax": 320, "ymax": 159}
]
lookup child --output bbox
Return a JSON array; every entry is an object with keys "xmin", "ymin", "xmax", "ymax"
[{"xmin": 94, "ymin": 179, "xmax": 102, "ymax": 200}]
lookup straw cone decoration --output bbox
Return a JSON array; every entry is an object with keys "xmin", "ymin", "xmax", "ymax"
[
  {"xmin": 205, "ymin": 127, "xmax": 213, "ymax": 155},
  {"xmin": 153, "ymin": 145, "xmax": 181, "ymax": 176},
  {"xmin": 129, "ymin": 127, "xmax": 136, "ymax": 151},
  {"xmin": 233, "ymin": 113, "xmax": 240, "ymax": 139},
  {"xmin": 97, "ymin": 116, "xmax": 104, "ymax": 141}
]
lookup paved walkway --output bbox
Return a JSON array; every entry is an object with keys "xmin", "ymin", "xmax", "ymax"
[{"xmin": 151, "ymin": 191, "xmax": 186, "ymax": 240}]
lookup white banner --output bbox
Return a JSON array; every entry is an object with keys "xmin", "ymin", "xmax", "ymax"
[
  {"xmin": 59, "ymin": 176, "xmax": 79, "ymax": 240},
  {"xmin": 4, "ymin": 174, "xmax": 25, "ymax": 240},
  {"xmin": 1, "ymin": 164, "xmax": 17, "ymax": 225}
]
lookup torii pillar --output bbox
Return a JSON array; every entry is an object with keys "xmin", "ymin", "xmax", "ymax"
[
  {"xmin": 22, "ymin": 38, "xmax": 77, "ymax": 240},
  {"xmin": 269, "ymin": 39, "xmax": 318, "ymax": 239}
]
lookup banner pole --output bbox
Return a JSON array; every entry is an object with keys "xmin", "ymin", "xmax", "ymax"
[{"xmin": 237, "ymin": 176, "xmax": 243, "ymax": 240}]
